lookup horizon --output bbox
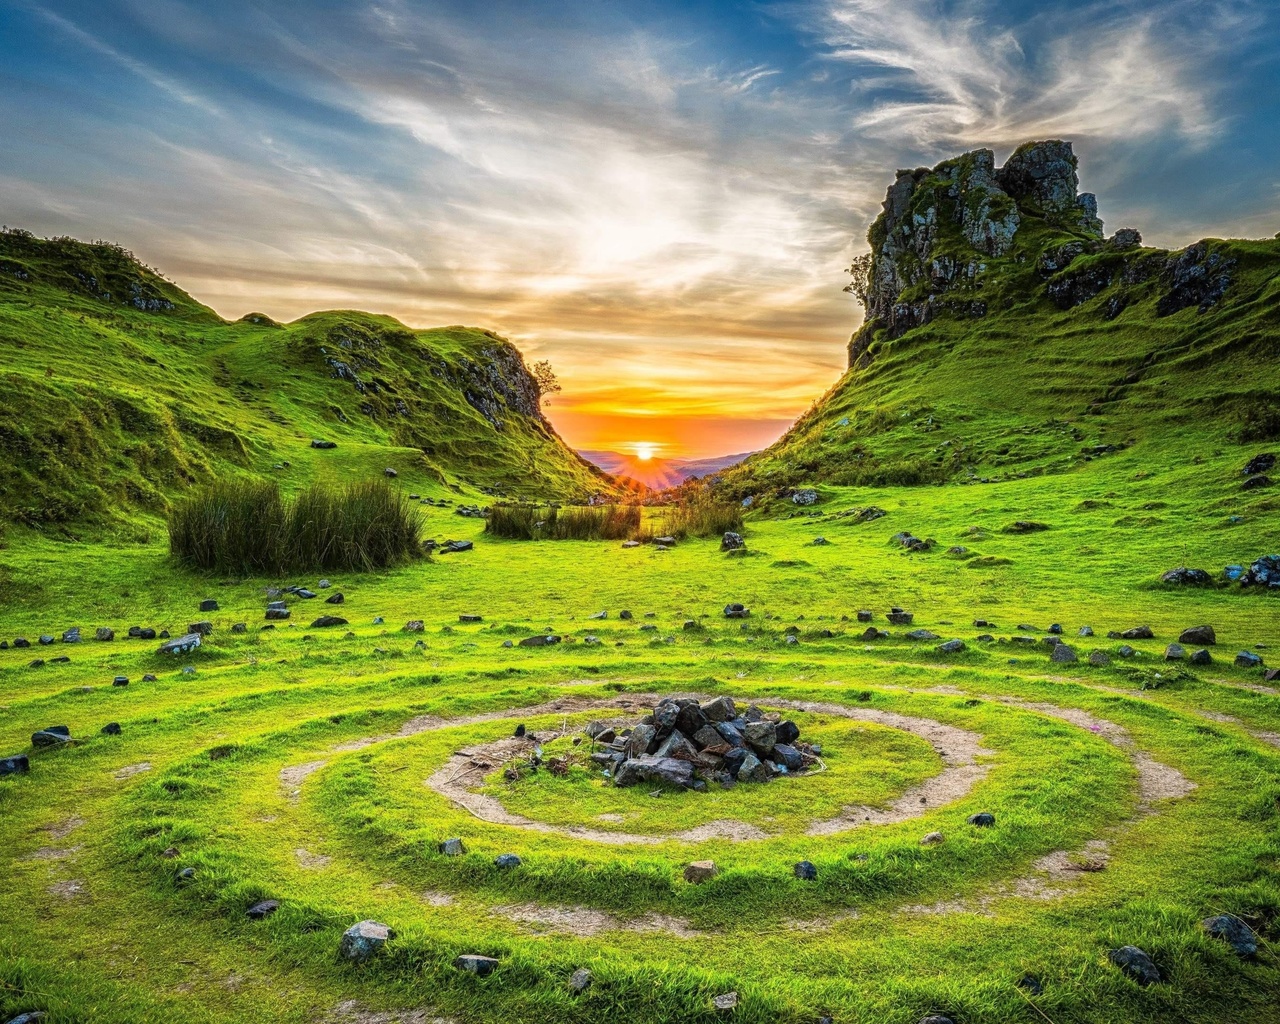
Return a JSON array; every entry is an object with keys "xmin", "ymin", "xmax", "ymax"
[{"xmin": 3, "ymin": 1, "xmax": 1279, "ymax": 459}]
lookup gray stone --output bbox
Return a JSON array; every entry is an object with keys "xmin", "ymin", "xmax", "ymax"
[
  {"xmin": 937, "ymin": 639, "xmax": 966, "ymax": 654},
  {"xmin": 101, "ymin": 722, "xmax": 121, "ymax": 736},
  {"xmin": 199, "ymin": 599, "xmax": 219, "ymax": 612},
  {"xmin": 1108, "ymin": 945, "xmax": 1161, "ymax": 986},
  {"xmin": 231, "ymin": 623, "xmax": 247, "ymax": 633},
  {"xmin": 31, "ymin": 726, "xmax": 70, "ymax": 748},
  {"xmin": 112, "ymin": 676, "xmax": 129, "ymax": 687},
  {"xmin": 1202, "ymin": 914, "xmax": 1258, "ymax": 958},
  {"xmin": 1078, "ymin": 625, "xmax": 1094, "ymax": 637},
  {"xmin": 338, "ymin": 920, "xmax": 391, "ymax": 962},
  {"xmin": 743, "ymin": 721, "xmax": 777, "ymax": 756},
  {"xmin": 793, "ymin": 860, "xmax": 817, "ymax": 880},
  {"xmin": 1050, "ymin": 644, "xmax": 1078, "ymax": 663},
  {"xmin": 1179, "ymin": 625, "xmax": 1216, "ymax": 646},
  {"xmin": 1235, "ymin": 650, "xmax": 1264, "ymax": 669},
  {"xmin": 1089, "ymin": 650, "xmax": 1110, "ymax": 666},
  {"xmin": 1164, "ymin": 643, "xmax": 1185, "ymax": 661},
  {"xmin": 0, "ymin": 755, "xmax": 30, "ymax": 776},
  {"xmin": 61, "ymin": 627, "xmax": 81, "ymax": 643},
  {"xmin": 720, "ymin": 531, "xmax": 745, "ymax": 551},
  {"xmin": 773, "ymin": 744, "xmax": 803, "ymax": 771},
  {"xmin": 624, "ymin": 723, "xmax": 656, "ymax": 757},
  {"xmin": 792, "ymin": 488, "xmax": 818, "ymax": 506},
  {"xmin": 246, "ymin": 899, "xmax": 279, "ymax": 919},
  {"xmin": 904, "ymin": 629, "xmax": 939, "ymax": 641},
  {"xmin": 776, "ymin": 720, "xmax": 800, "ymax": 745},
  {"xmin": 701, "ymin": 696, "xmax": 737, "ymax": 722},
  {"xmin": 188, "ymin": 621, "xmax": 214, "ymax": 636},
  {"xmin": 1117, "ymin": 645, "xmax": 1136, "ymax": 658},
  {"xmin": 569, "ymin": 967, "xmax": 592, "ymax": 993},
  {"xmin": 159, "ymin": 633, "xmax": 202, "ymax": 656},
  {"xmin": 95, "ymin": 627, "xmax": 115, "ymax": 641},
  {"xmin": 494, "ymin": 853, "xmax": 521, "ymax": 869},
  {"xmin": 967, "ymin": 812, "xmax": 995, "ymax": 827},
  {"xmin": 613, "ymin": 756, "xmax": 693, "ymax": 789},
  {"xmin": 737, "ymin": 751, "xmax": 771, "ymax": 783},
  {"xmin": 326, "ymin": 593, "xmax": 345, "ymax": 605},
  {"xmin": 518, "ymin": 634, "xmax": 561, "ymax": 647},
  {"xmin": 439, "ymin": 838, "xmax": 465, "ymax": 856},
  {"xmin": 712, "ymin": 991, "xmax": 739, "ymax": 1011},
  {"xmin": 655, "ymin": 730, "xmax": 700, "ymax": 762},
  {"xmin": 1121, "ymin": 625, "xmax": 1154, "ymax": 640},
  {"xmin": 684, "ymin": 860, "xmax": 718, "ymax": 883}
]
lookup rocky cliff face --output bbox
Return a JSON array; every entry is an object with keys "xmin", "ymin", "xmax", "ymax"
[{"xmin": 849, "ymin": 140, "xmax": 1105, "ymax": 366}]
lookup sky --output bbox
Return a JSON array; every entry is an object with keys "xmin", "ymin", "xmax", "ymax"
[{"xmin": 2, "ymin": 1, "xmax": 1278, "ymax": 458}]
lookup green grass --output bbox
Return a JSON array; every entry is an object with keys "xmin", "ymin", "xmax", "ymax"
[{"xmin": 2, "ymin": 221, "xmax": 1280, "ymax": 1023}]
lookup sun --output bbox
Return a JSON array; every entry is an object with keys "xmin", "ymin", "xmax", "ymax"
[{"xmin": 633, "ymin": 442, "xmax": 658, "ymax": 462}]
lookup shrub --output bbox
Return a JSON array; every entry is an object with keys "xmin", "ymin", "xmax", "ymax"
[
  {"xmin": 169, "ymin": 479, "xmax": 421, "ymax": 574},
  {"xmin": 658, "ymin": 494, "xmax": 743, "ymax": 539},
  {"xmin": 485, "ymin": 503, "xmax": 641, "ymax": 541}
]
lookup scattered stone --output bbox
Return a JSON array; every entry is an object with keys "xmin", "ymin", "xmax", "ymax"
[
  {"xmin": 724, "ymin": 603, "xmax": 749, "ymax": 619},
  {"xmin": 967, "ymin": 812, "xmax": 995, "ymax": 827},
  {"xmin": 904, "ymin": 629, "xmax": 939, "ymax": 641},
  {"xmin": 318, "ymin": 579, "xmax": 331, "ymax": 588},
  {"xmin": 1048, "ymin": 623, "xmax": 1063, "ymax": 634},
  {"xmin": 309, "ymin": 616, "xmax": 348, "ymax": 628},
  {"xmin": 454, "ymin": 955, "xmax": 499, "ymax": 976},
  {"xmin": 614, "ymin": 756, "xmax": 694, "ymax": 789},
  {"xmin": 518, "ymin": 635, "xmax": 561, "ymax": 648},
  {"xmin": 1108, "ymin": 946, "xmax": 1161, "ymax": 986},
  {"xmin": 403, "ymin": 620, "xmax": 424, "ymax": 632},
  {"xmin": 622, "ymin": 540, "xmax": 641, "ymax": 548},
  {"xmin": 439, "ymin": 838, "xmax": 465, "ymax": 856},
  {"xmin": 1121, "ymin": 625, "xmax": 1154, "ymax": 640},
  {"xmin": 1050, "ymin": 644, "xmax": 1078, "ymax": 663},
  {"xmin": 857, "ymin": 610, "xmax": 873, "ymax": 622},
  {"xmin": 246, "ymin": 899, "xmax": 280, "ymax": 919},
  {"xmin": 28, "ymin": 659, "xmax": 45, "ymax": 669},
  {"xmin": 494, "ymin": 854, "xmax": 521, "ymax": 869},
  {"xmin": 199, "ymin": 599, "xmax": 219, "ymax": 612},
  {"xmin": 188, "ymin": 621, "xmax": 214, "ymax": 636},
  {"xmin": 159, "ymin": 633, "xmax": 202, "ymax": 656},
  {"xmin": 792, "ymin": 488, "xmax": 818, "ymax": 505},
  {"xmin": 296, "ymin": 589, "xmax": 317, "ymax": 599},
  {"xmin": 112, "ymin": 676, "xmax": 129, "ymax": 687},
  {"xmin": 937, "ymin": 639, "xmax": 966, "ymax": 654},
  {"xmin": 38, "ymin": 636, "xmax": 53, "ymax": 645},
  {"xmin": 31, "ymin": 726, "xmax": 70, "ymax": 748},
  {"xmin": 712, "ymin": 991, "xmax": 739, "ymax": 1012},
  {"xmin": 339, "ymin": 920, "xmax": 391, "ymax": 962},
  {"xmin": 619, "ymin": 610, "xmax": 633, "ymax": 619},
  {"xmin": 1235, "ymin": 651, "xmax": 1264, "ymax": 669},
  {"xmin": 1202, "ymin": 914, "xmax": 1258, "ymax": 958},
  {"xmin": 13, "ymin": 638, "xmax": 30, "ymax": 648},
  {"xmin": 384, "ymin": 468, "xmax": 398, "ymax": 478},
  {"xmin": 231, "ymin": 623, "xmax": 247, "ymax": 633},
  {"xmin": 1161, "ymin": 567, "xmax": 1212, "ymax": 586},
  {"xmin": 887, "ymin": 609, "xmax": 914, "ymax": 625},
  {"xmin": 311, "ymin": 439, "xmax": 337, "ymax": 449},
  {"xmin": 0, "ymin": 755, "xmax": 30, "ymax": 776},
  {"xmin": 569, "ymin": 967, "xmax": 592, "ymax": 993},
  {"xmin": 1184, "ymin": 648, "xmax": 1210, "ymax": 666},
  {"xmin": 720, "ymin": 531, "xmax": 745, "ymax": 552},
  {"xmin": 588, "ymin": 611, "xmax": 606, "ymax": 620},
  {"xmin": 1179, "ymin": 625, "xmax": 1216, "ymax": 645},
  {"xmin": 1117, "ymin": 645, "xmax": 1136, "ymax": 658},
  {"xmin": 61, "ymin": 627, "xmax": 81, "ymax": 643},
  {"xmin": 1089, "ymin": 650, "xmax": 1111, "ymax": 666},
  {"xmin": 794, "ymin": 860, "xmax": 818, "ymax": 880},
  {"xmin": 920, "ymin": 831, "xmax": 945, "ymax": 846},
  {"xmin": 142, "ymin": 674, "xmax": 157, "ymax": 682},
  {"xmin": 1003, "ymin": 520, "xmax": 1049, "ymax": 534},
  {"xmin": 325, "ymin": 593, "xmax": 345, "ymax": 605},
  {"xmin": 812, "ymin": 536, "xmax": 830, "ymax": 545},
  {"xmin": 101, "ymin": 723, "xmax": 121, "ymax": 736},
  {"xmin": 1164, "ymin": 643, "xmax": 1185, "ymax": 661},
  {"xmin": 439, "ymin": 540, "xmax": 474, "ymax": 553},
  {"xmin": 95, "ymin": 627, "xmax": 114, "ymax": 642},
  {"xmin": 684, "ymin": 860, "xmax": 718, "ymax": 884},
  {"xmin": 266, "ymin": 608, "xmax": 291, "ymax": 621}
]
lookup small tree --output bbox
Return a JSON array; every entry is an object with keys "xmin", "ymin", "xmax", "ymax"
[
  {"xmin": 531, "ymin": 360, "xmax": 562, "ymax": 405},
  {"xmin": 844, "ymin": 252, "xmax": 873, "ymax": 310}
]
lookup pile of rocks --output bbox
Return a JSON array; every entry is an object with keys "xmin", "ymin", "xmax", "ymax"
[{"xmin": 586, "ymin": 696, "xmax": 818, "ymax": 789}]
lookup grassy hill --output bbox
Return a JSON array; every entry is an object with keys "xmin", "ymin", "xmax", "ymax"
[
  {"xmin": 0, "ymin": 228, "xmax": 609, "ymax": 531},
  {"xmin": 723, "ymin": 142, "xmax": 1280, "ymax": 499}
]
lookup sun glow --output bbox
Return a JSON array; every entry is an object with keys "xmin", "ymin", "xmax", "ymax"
[{"xmin": 633, "ymin": 442, "xmax": 659, "ymax": 461}]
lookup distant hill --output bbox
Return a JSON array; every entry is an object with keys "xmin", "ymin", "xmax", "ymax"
[
  {"xmin": 580, "ymin": 450, "xmax": 753, "ymax": 490},
  {"xmin": 0, "ymin": 229, "xmax": 610, "ymax": 528},
  {"xmin": 721, "ymin": 140, "xmax": 1280, "ymax": 497}
]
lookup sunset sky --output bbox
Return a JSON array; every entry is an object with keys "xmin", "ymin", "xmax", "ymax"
[{"xmin": 3, "ymin": 1, "xmax": 1278, "ymax": 457}]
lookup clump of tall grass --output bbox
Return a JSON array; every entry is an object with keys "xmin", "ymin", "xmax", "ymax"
[
  {"xmin": 485, "ymin": 503, "xmax": 640, "ymax": 541},
  {"xmin": 169, "ymin": 479, "xmax": 421, "ymax": 574},
  {"xmin": 657, "ymin": 492, "xmax": 743, "ymax": 539}
]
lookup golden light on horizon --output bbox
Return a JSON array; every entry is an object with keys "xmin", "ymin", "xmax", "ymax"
[{"xmin": 633, "ymin": 442, "xmax": 659, "ymax": 461}]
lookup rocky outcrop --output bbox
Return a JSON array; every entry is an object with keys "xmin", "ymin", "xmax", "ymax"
[{"xmin": 849, "ymin": 141, "xmax": 1103, "ymax": 366}]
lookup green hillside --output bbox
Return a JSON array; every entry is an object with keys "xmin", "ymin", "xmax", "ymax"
[
  {"xmin": 0, "ymin": 229, "xmax": 609, "ymax": 530},
  {"xmin": 723, "ymin": 141, "xmax": 1280, "ymax": 497}
]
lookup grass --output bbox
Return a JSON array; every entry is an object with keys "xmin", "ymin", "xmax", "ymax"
[
  {"xmin": 2, "ymin": 222, "xmax": 1280, "ymax": 1023},
  {"xmin": 485, "ymin": 503, "xmax": 642, "ymax": 541},
  {"xmin": 169, "ymin": 478, "xmax": 423, "ymax": 574}
]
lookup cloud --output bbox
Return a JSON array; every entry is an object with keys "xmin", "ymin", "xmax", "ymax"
[{"xmin": 815, "ymin": 0, "xmax": 1245, "ymax": 148}]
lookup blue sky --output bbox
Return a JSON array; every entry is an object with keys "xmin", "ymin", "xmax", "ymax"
[{"xmin": 2, "ymin": 0, "xmax": 1278, "ymax": 456}]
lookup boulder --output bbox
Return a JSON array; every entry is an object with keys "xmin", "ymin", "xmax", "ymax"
[
  {"xmin": 159, "ymin": 633, "xmax": 202, "ymax": 656},
  {"xmin": 199, "ymin": 599, "xmax": 219, "ymax": 612},
  {"xmin": 683, "ymin": 860, "xmax": 718, "ymax": 883},
  {"xmin": 723, "ymin": 603, "xmax": 749, "ymax": 619},
  {"xmin": 1202, "ymin": 914, "xmax": 1258, "ymax": 958},
  {"xmin": 113, "ymin": 676, "xmax": 129, "ymax": 687},
  {"xmin": 720, "ymin": 532, "xmax": 746, "ymax": 552},
  {"xmin": 793, "ymin": 860, "xmax": 818, "ymax": 880},
  {"xmin": 1240, "ymin": 555, "xmax": 1280, "ymax": 587},
  {"xmin": 792, "ymin": 489, "xmax": 818, "ymax": 505},
  {"xmin": 655, "ymin": 730, "xmax": 700, "ymax": 762},
  {"xmin": 1179, "ymin": 625, "xmax": 1216, "ymax": 645},
  {"xmin": 624, "ymin": 724, "xmax": 656, "ymax": 758},
  {"xmin": 1108, "ymin": 945, "xmax": 1161, "ymax": 986},
  {"xmin": 738, "ymin": 752, "xmax": 771, "ymax": 783},
  {"xmin": 775, "ymin": 720, "xmax": 800, "ymax": 745},
  {"xmin": 1089, "ymin": 650, "xmax": 1111, "ymax": 666},
  {"xmin": 1189, "ymin": 648, "xmax": 1212, "ymax": 665},
  {"xmin": 338, "ymin": 920, "xmax": 391, "ymax": 962},
  {"xmin": 1050, "ymin": 644, "xmax": 1078, "ymax": 663},
  {"xmin": 1164, "ymin": 644, "xmax": 1185, "ymax": 661},
  {"xmin": 439, "ymin": 838, "xmax": 465, "ymax": 856},
  {"xmin": 494, "ymin": 853, "xmax": 522, "ymax": 870},
  {"xmin": 231, "ymin": 623, "xmax": 247, "ymax": 633},
  {"xmin": 95, "ymin": 627, "xmax": 115, "ymax": 642},
  {"xmin": 326, "ymin": 593, "xmax": 345, "ymax": 605},
  {"xmin": 1078, "ymin": 625, "xmax": 1094, "ymax": 637},
  {"xmin": 518, "ymin": 634, "xmax": 561, "ymax": 648},
  {"xmin": 61, "ymin": 627, "xmax": 81, "ymax": 643},
  {"xmin": 773, "ymin": 743, "xmax": 803, "ymax": 771},
  {"xmin": 857, "ymin": 610, "xmax": 873, "ymax": 622},
  {"xmin": 310, "ymin": 615, "xmax": 348, "ymax": 628},
  {"xmin": 187, "ymin": 621, "xmax": 214, "ymax": 637},
  {"xmin": 101, "ymin": 723, "xmax": 121, "ymax": 736},
  {"xmin": 887, "ymin": 610, "xmax": 914, "ymax": 625},
  {"xmin": 613, "ymin": 756, "xmax": 693, "ymax": 789},
  {"xmin": 1235, "ymin": 651, "xmax": 1264, "ymax": 669},
  {"xmin": 920, "ymin": 831, "xmax": 945, "ymax": 846},
  {"xmin": 1161, "ymin": 567, "xmax": 1212, "ymax": 586},
  {"xmin": 266, "ymin": 608, "xmax": 291, "ymax": 621},
  {"xmin": 1120, "ymin": 625, "xmax": 1154, "ymax": 640},
  {"xmin": 967, "ymin": 812, "xmax": 996, "ymax": 827},
  {"xmin": 937, "ymin": 639, "xmax": 966, "ymax": 654}
]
